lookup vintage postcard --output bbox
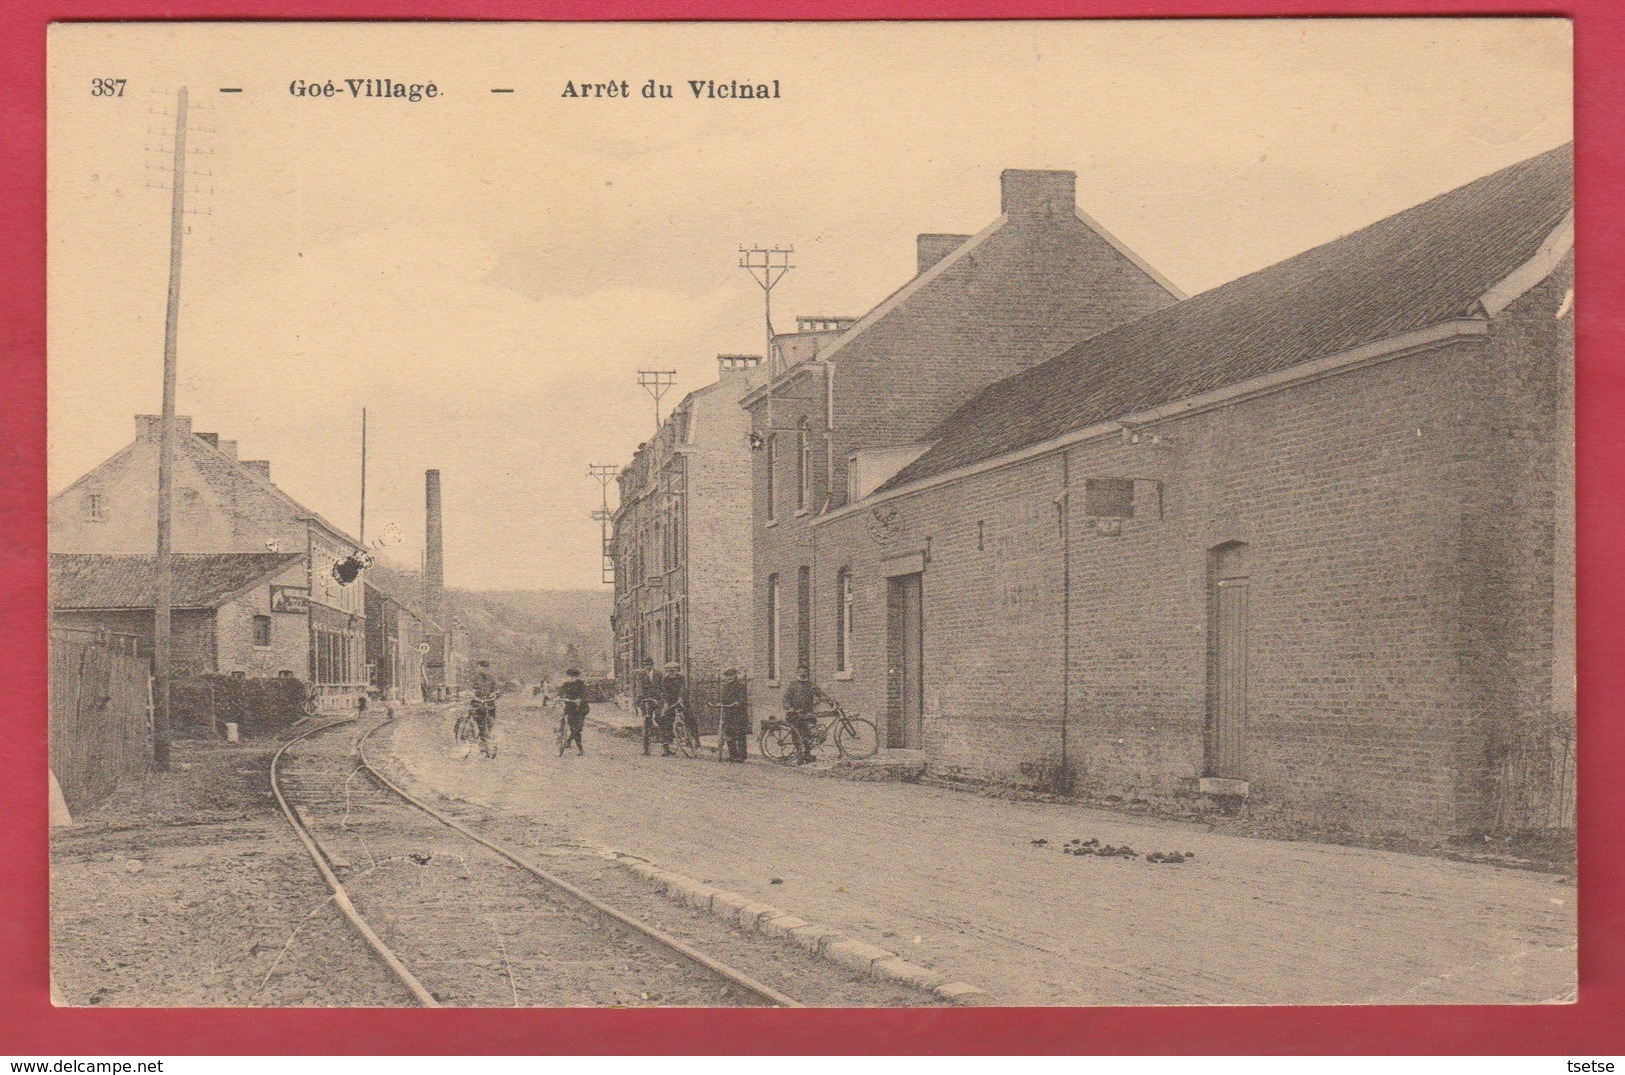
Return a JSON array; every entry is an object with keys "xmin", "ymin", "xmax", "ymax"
[{"xmin": 46, "ymin": 19, "xmax": 1575, "ymax": 1008}]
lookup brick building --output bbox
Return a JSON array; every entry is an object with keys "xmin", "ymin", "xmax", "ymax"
[
  {"xmin": 611, "ymin": 355, "xmax": 767, "ymax": 693},
  {"xmin": 50, "ymin": 415, "xmax": 369, "ymax": 711},
  {"xmin": 50, "ymin": 552, "xmax": 308, "ymax": 679},
  {"xmin": 364, "ymin": 580, "xmax": 432, "ymax": 704},
  {"xmin": 744, "ymin": 168, "xmax": 1184, "ymax": 716},
  {"xmin": 799, "ymin": 144, "xmax": 1574, "ymax": 839}
]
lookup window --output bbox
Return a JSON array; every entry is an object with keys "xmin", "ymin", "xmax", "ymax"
[
  {"xmin": 86, "ymin": 493, "xmax": 105, "ymax": 521},
  {"xmin": 836, "ymin": 568, "xmax": 854, "ymax": 673},
  {"xmin": 1085, "ymin": 478, "xmax": 1136, "ymax": 518},
  {"xmin": 766, "ymin": 574, "xmax": 780, "ymax": 681},
  {"xmin": 672, "ymin": 600, "xmax": 684, "ymax": 667},
  {"xmin": 765, "ymin": 435, "xmax": 778, "ymax": 521},
  {"xmin": 796, "ymin": 420, "xmax": 810, "ymax": 512},
  {"xmin": 252, "ymin": 615, "xmax": 272, "ymax": 647},
  {"xmin": 797, "ymin": 565, "xmax": 811, "ymax": 671},
  {"xmin": 1081, "ymin": 478, "xmax": 1163, "ymax": 532}
]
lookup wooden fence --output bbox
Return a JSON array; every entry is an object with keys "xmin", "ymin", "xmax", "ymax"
[
  {"xmin": 1493, "ymin": 714, "xmax": 1576, "ymax": 833},
  {"xmin": 49, "ymin": 630, "xmax": 152, "ymax": 815}
]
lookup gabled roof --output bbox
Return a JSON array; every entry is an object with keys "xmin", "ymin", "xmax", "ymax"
[
  {"xmin": 883, "ymin": 143, "xmax": 1574, "ymax": 492},
  {"xmin": 51, "ymin": 422, "xmax": 360, "ymax": 551},
  {"xmin": 183, "ymin": 434, "xmax": 358, "ymax": 548},
  {"xmin": 50, "ymin": 553, "xmax": 303, "ymax": 610}
]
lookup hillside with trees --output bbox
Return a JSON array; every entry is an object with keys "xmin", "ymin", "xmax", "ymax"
[{"xmin": 365, "ymin": 560, "xmax": 612, "ymax": 684}]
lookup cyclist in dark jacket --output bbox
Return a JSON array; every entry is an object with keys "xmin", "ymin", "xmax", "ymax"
[
  {"xmin": 782, "ymin": 665, "xmax": 825, "ymax": 763},
  {"xmin": 558, "ymin": 668, "xmax": 588, "ymax": 755}
]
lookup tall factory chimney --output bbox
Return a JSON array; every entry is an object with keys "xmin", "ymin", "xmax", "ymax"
[{"xmin": 424, "ymin": 469, "xmax": 445, "ymax": 621}]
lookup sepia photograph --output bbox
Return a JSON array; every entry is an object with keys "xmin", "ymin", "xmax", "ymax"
[{"xmin": 44, "ymin": 19, "xmax": 1575, "ymax": 1009}]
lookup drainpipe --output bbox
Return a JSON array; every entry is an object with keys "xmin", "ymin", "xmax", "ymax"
[
  {"xmin": 1060, "ymin": 449, "xmax": 1072, "ymax": 790},
  {"xmin": 825, "ymin": 360, "xmax": 838, "ymax": 501}
]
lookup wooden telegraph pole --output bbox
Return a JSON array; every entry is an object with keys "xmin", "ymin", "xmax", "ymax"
[
  {"xmin": 152, "ymin": 86, "xmax": 189, "ymax": 771},
  {"xmin": 359, "ymin": 407, "xmax": 368, "ymax": 546}
]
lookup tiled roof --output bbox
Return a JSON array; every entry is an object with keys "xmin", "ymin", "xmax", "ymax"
[
  {"xmin": 883, "ymin": 143, "xmax": 1574, "ymax": 492},
  {"xmin": 50, "ymin": 553, "xmax": 302, "ymax": 610}
]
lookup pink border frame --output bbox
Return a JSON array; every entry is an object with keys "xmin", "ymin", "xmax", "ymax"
[{"xmin": 2, "ymin": 1, "xmax": 1620, "ymax": 1054}]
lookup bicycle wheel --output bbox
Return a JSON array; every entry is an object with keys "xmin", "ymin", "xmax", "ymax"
[
  {"xmin": 759, "ymin": 723, "xmax": 798, "ymax": 764},
  {"xmin": 454, "ymin": 713, "xmax": 479, "ymax": 743},
  {"xmin": 835, "ymin": 716, "xmax": 880, "ymax": 760},
  {"xmin": 556, "ymin": 715, "xmax": 568, "ymax": 756},
  {"xmin": 675, "ymin": 708, "xmax": 698, "ymax": 758}
]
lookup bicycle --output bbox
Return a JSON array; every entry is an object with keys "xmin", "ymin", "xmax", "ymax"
[
  {"xmin": 711, "ymin": 702, "xmax": 745, "ymax": 762},
  {"xmin": 637, "ymin": 697, "xmax": 662, "ymax": 755},
  {"xmin": 758, "ymin": 701, "xmax": 879, "ymax": 764},
  {"xmin": 668, "ymin": 700, "xmax": 699, "ymax": 759},
  {"xmin": 453, "ymin": 709, "xmax": 482, "ymax": 755},
  {"xmin": 640, "ymin": 697, "xmax": 698, "ymax": 757},
  {"xmin": 467, "ymin": 691, "xmax": 500, "ymax": 758}
]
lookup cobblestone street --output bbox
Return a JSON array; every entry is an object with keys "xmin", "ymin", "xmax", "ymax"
[{"xmin": 387, "ymin": 701, "xmax": 1577, "ymax": 1006}]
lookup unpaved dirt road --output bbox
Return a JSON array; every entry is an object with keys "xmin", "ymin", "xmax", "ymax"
[{"xmin": 389, "ymin": 699, "xmax": 1576, "ymax": 1006}]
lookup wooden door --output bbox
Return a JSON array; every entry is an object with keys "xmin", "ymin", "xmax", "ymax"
[
  {"xmin": 1207, "ymin": 543, "xmax": 1249, "ymax": 779},
  {"xmin": 887, "ymin": 573, "xmax": 924, "ymax": 749}
]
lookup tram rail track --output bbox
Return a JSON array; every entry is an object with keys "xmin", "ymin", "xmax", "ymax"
[{"xmin": 270, "ymin": 714, "xmax": 803, "ymax": 1008}]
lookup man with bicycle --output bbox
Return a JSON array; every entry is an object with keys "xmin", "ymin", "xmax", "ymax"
[
  {"xmin": 782, "ymin": 665, "xmax": 827, "ymax": 764},
  {"xmin": 469, "ymin": 659, "xmax": 501, "ymax": 758},
  {"xmin": 656, "ymin": 661, "xmax": 686, "ymax": 756}
]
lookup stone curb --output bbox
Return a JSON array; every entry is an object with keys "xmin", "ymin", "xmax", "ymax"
[{"xmin": 613, "ymin": 853, "xmax": 986, "ymax": 1006}]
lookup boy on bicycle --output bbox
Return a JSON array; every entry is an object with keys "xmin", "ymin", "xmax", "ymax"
[
  {"xmin": 557, "ymin": 667, "xmax": 588, "ymax": 755},
  {"xmin": 782, "ymin": 665, "xmax": 827, "ymax": 764},
  {"xmin": 469, "ymin": 659, "xmax": 500, "ymax": 758}
]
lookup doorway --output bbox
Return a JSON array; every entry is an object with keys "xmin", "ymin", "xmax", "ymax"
[
  {"xmin": 886, "ymin": 572, "xmax": 924, "ymax": 750},
  {"xmin": 1206, "ymin": 542, "xmax": 1250, "ymax": 779}
]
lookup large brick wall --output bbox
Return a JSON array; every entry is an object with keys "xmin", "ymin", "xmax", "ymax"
[
  {"xmin": 747, "ymin": 172, "xmax": 1180, "ymax": 716},
  {"xmin": 804, "ymin": 286, "xmax": 1570, "ymax": 839}
]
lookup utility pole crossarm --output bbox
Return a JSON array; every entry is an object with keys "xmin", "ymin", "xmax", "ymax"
[
  {"xmin": 738, "ymin": 245, "xmax": 794, "ymax": 441},
  {"xmin": 588, "ymin": 464, "xmax": 619, "ymax": 586},
  {"xmin": 636, "ymin": 369, "xmax": 677, "ymax": 431}
]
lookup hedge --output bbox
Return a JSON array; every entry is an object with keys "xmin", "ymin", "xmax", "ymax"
[{"xmin": 171, "ymin": 675, "xmax": 308, "ymax": 737}]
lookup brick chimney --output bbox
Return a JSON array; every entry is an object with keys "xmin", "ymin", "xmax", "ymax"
[
  {"xmin": 717, "ymin": 354, "xmax": 762, "ymax": 377},
  {"xmin": 424, "ymin": 469, "xmax": 444, "ymax": 621},
  {"xmin": 917, "ymin": 234, "xmax": 971, "ymax": 274},
  {"xmin": 242, "ymin": 460, "xmax": 271, "ymax": 480},
  {"xmin": 1000, "ymin": 169, "xmax": 1077, "ymax": 217},
  {"xmin": 134, "ymin": 414, "xmax": 193, "ymax": 439}
]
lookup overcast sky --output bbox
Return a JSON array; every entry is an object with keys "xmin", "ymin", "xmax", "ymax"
[{"xmin": 47, "ymin": 20, "xmax": 1571, "ymax": 590}]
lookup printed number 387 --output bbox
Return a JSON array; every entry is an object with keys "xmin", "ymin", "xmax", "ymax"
[{"xmin": 91, "ymin": 78, "xmax": 126, "ymax": 97}]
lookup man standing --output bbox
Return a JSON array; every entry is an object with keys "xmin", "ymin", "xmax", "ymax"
[
  {"xmin": 717, "ymin": 667, "xmax": 750, "ymax": 762},
  {"xmin": 557, "ymin": 668, "xmax": 588, "ymax": 756},
  {"xmin": 782, "ymin": 665, "xmax": 825, "ymax": 764}
]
